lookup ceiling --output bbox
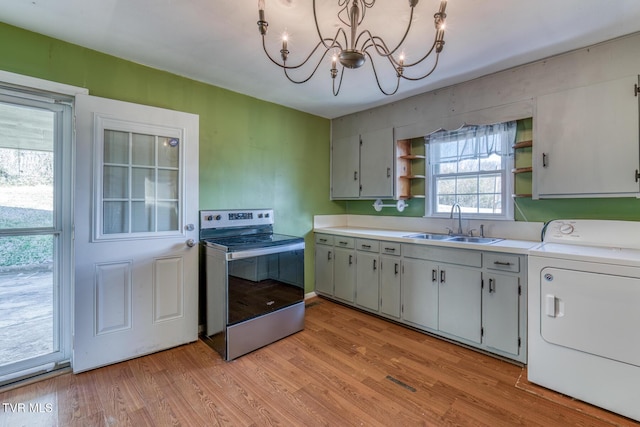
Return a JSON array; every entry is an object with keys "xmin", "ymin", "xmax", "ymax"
[{"xmin": 2, "ymin": 0, "xmax": 640, "ymax": 119}]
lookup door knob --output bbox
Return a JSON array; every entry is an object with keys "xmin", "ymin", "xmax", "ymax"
[{"xmin": 186, "ymin": 239, "xmax": 196, "ymax": 247}]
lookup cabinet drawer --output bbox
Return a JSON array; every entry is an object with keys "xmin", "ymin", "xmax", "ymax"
[
  {"xmin": 403, "ymin": 244, "xmax": 482, "ymax": 267},
  {"xmin": 334, "ymin": 236, "xmax": 355, "ymax": 249},
  {"xmin": 484, "ymin": 253, "xmax": 520, "ymax": 273},
  {"xmin": 380, "ymin": 242, "xmax": 401, "ymax": 256},
  {"xmin": 356, "ymin": 239, "xmax": 380, "ymax": 252},
  {"xmin": 315, "ymin": 234, "xmax": 334, "ymax": 246}
]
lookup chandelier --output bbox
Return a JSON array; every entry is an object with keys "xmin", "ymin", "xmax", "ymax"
[{"xmin": 257, "ymin": 0, "xmax": 448, "ymax": 96}]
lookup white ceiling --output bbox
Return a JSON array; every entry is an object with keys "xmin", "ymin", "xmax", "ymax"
[{"xmin": 2, "ymin": 0, "xmax": 640, "ymax": 119}]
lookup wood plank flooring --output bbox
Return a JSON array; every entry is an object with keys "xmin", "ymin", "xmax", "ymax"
[{"xmin": 1, "ymin": 297, "xmax": 638, "ymax": 426}]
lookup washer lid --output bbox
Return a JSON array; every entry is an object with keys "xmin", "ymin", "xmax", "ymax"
[
  {"xmin": 542, "ymin": 219, "xmax": 640, "ymax": 249},
  {"xmin": 529, "ymin": 242, "xmax": 640, "ymax": 267}
]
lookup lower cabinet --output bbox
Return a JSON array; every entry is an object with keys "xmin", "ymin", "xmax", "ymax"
[
  {"xmin": 355, "ymin": 250, "xmax": 380, "ymax": 311},
  {"xmin": 482, "ymin": 252, "xmax": 524, "ymax": 359},
  {"xmin": 379, "ymin": 253, "xmax": 401, "ymax": 318},
  {"xmin": 314, "ymin": 237, "xmax": 334, "ymax": 296},
  {"xmin": 437, "ymin": 265, "xmax": 482, "ymax": 344},
  {"xmin": 401, "ymin": 257, "xmax": 438, "ymax": 329},
  {"xmin": 314, "ymin": 233, "xmax": 527, "ymax": 363},
  {"xmin": 334, "ymin": 245, "xmax": 356, "ymax": 302}
]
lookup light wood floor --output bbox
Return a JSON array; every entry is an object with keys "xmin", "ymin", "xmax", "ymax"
[{"xmin": 1, "ymin": 297, "xmax": 637, "ymax": 426}]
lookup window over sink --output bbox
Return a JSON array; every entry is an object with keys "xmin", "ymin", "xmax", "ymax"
[{"xmin": 426, "ymin": 121, "xmax": 516, "ymax": 220}]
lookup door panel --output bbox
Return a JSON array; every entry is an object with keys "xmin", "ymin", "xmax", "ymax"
[
  {"xmin": 153, "ymin": 257, "xmax": 184, "ymax": 322},
  {"xmin": 95, "ymin": 261, "xmax": 132, "ymax": 335},
  {"xmin": 74, "ymin": 94, "xmax": 199, "ymax": 372}
]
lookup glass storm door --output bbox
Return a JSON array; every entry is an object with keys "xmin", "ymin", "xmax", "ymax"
[{"xmin": 0, "ymin": 92, "xmax": 72, "ymax": 385}]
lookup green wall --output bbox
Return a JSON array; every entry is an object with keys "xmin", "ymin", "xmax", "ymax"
[{"xmin": 0, "ymin": 22, "xmax": 345, "ymax": 293}]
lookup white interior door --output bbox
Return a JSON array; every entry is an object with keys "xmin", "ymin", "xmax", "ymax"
[{"xmin": 73, "ymin": 94, "xmax": 199, "ymax": 373}]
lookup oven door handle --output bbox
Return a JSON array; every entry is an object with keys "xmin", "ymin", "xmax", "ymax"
[{"xmin": 226, "ymin": 242, "xmax": 305, "ymax": 260}]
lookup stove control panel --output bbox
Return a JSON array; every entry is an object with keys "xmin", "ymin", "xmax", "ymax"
[{"xmin": 200, "ymin": 209, "xmax": 274, "ymax": 229}]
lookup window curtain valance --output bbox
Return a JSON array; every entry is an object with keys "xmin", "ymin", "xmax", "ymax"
[{"xmin": 426, "ymin": 121, "xmax": 517, "ymax": 165}]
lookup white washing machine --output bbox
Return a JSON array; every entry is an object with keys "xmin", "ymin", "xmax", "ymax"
[{"xmin": 528, "ymin": 219, "xmax": 640, "ymax": 422}]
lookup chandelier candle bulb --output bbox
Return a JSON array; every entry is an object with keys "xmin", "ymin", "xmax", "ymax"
[
  {"xmin": 257, "ymin": 0, "xmax": 267, "ymax": 35},
  {"xmin": 439, "ymin": 0, "xmax": 447, "ymax": 14}
]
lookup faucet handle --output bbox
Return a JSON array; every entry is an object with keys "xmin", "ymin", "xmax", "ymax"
[
  {"xmin": 445, "ymin": 227, "xmax": 454, "ymax": 235},
  {"xmin": 467, "ymin": 229, "xmax": 476, "ymax": 237}
]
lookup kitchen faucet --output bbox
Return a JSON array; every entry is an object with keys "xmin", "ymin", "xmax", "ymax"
[{"xmin": 449, "ymin": 203, "xmax": 463, "ymax": 235}]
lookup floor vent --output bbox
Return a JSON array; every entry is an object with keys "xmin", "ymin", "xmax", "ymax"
[
  {"xmin": 386, "ymin": 375, "xmax": 416, "ymax": 392},
  {"xmin": 305, "ymin": 301, "xmax": 321, "ymax": 308}
]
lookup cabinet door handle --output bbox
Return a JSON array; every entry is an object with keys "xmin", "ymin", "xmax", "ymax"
[
  {"xmin": 493, "ymin": 261, "xmax": 512, "ymax": 266},
  {"xmin": 373, "ymin": 259, "xmax": 377, "ymax": 271},
  {"xmin": 338, "ymin": 240, "xmax": 348, "ymax": 246},
  {"xmin": 542, "ymin": 152, "xmax": 548, "ymax": 168},
  {"xmin": 489, "ymin": 278, "xmax": 496, "ymax": 293},
  {"xmin": 440, "ymin": 269, "xmax": 446, "ymax": 283},
  {"xmin": 432, "ymin": 269, "xmax": 437, "ymax": 282},
  {"xmin": 384, "ymin": 247, "xmax": 395, "ymax": 252},
  {"xmin": 394, "ymin": 263, "xmax": 399, "ymax": 275},
  {"xmin": 327, "ymin": 251, "xmax": 332, "ymax": 261},
  {"xmin": 387, "ymin": 167, "xmax": 391, "ymax": 178},
  {"xmin": 361, "ymin": 244, "xmax": 371, "ymax": 249},
  {"xmin": 354, "ymin": 171, "xmax": 358, "ymax": 181},
  {"xmin": 349, "ymin": 254, "xmax": 353, "ymax": 265}
]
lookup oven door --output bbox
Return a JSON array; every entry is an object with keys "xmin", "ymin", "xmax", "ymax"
[{"xmin": 226, "ymin": 242, "xmax": 305, "ymax": 326}]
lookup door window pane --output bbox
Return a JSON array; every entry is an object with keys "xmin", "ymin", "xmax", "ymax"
[
  {"xmin": 104, "ymin": 130, "xmax": 129, "ymax": 164},
  {"xmin": 157, "ymin": 170, "xmax": 178, "ymax": 199},
  {"xmin": 0, "ymin": 103, "xmax": 54, "ymax": 229},
  {"xmin": 103, "ymin": 165, "xmax": 129, "ymax": 198},
  {"xmin": 158, "ymin": 137, "xmax": 179, "ymax": 168},
  {"xmin": 104, "ymin": 201, "xmax": 129, "ymax": 234},
  {"xmin": 157, "ymin": 201, "xmax": 178, "ymax": 232},
  {"xmin": 0, "ymin": 235, "xmax": 58, "ymax": 366},
  {"xmin": 131, "ymin": 201, "xmax": 154, "ymax": 232},
  {"xmin": 101, "ymin": 129, "xmax": 181, "ymax": 236},
  {"xmin": 132, "ymin": 133, "xmax": 155, "ymax": 166},
  {"xmin": 132, "ymin": 167, "xmax": 154, "ymax": 199},
  {"xmin": 0, "ymin": 235, "xmax": 56, "ymax": 366}
]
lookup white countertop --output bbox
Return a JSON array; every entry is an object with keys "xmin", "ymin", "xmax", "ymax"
[{"xmin": 314, "ymin": 226, "xmax": 538, "ymax": 255}]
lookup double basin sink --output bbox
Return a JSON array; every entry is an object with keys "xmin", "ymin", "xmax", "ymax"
[{"xmin": 404, "ymin": 233, "xmax": 503, "ymax": 244}]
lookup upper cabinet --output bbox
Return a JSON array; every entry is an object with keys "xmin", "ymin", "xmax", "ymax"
[
  {"xmin": 331, "ymin": 128, "xmax": 394, "ymax": 199},
  {"xmin": 535, "ymin": 75, "xmax": 640, "ymax": 198}
]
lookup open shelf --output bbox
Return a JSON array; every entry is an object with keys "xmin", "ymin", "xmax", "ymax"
[
  {"xmin": 512, "ymin": 167, "xmax": 533, "ymax": 174},
  {"xmin": 396, "ymin": 138, "xmax": 426, "ymax": 200},
  {"xmin": 512, "ymin": 140, "xmax": 532, "ymax": 149},
  {"xmin": 399, "ymin": 154, "xmax": 426, "ymax": 160}
]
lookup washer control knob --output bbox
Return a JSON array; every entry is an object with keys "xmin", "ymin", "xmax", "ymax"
[
  {"xmin": 206, "ymin": 215, "xmax": 213, "ymax": 221},
  {"xmin": 559, "ymin": 224, "xmax": 574, "ymax": 234},
  {"xmin": 215, "ymin": 215, "xmax": 222, "ymax": 221}
]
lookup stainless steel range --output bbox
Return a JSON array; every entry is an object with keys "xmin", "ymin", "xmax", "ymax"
[{"xmin": 199, "ymin": 209, "xmax": 305, "ymax": 360}]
